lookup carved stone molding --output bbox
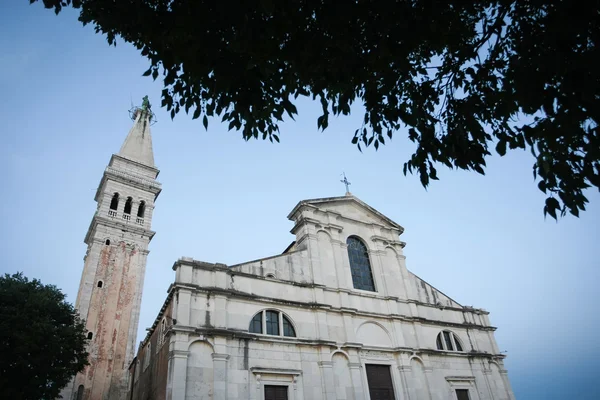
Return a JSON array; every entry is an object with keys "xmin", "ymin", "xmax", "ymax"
[{"xmin": 212, "ymin": 353, "xmax": 230, "ymax": 362}]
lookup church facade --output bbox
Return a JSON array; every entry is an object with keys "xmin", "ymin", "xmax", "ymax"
[{"xmin": 127, "ymin": 195, "xmax": 515, "ymax": 400}]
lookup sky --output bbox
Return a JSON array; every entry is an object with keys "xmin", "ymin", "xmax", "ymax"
[{"xmin": 1, "ymin": 3, "xmax": 599, "ymax": 399}]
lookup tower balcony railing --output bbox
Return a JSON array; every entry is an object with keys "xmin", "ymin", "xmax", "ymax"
[{"xmin": 107, "ymin": 210, "xmax": 145, "ymax": 225}]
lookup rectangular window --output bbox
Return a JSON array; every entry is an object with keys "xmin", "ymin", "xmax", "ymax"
[
  {"xmin": 365, "ymin": 364, "xmax": 395, "ymax": 400},
  {"xmin": 264, "ymin": 385, "xmax": 288, "ymax": 400},
  {"xmin": 143, "ymin": 344, "xmax": 151, "ymax": 371},
  {"xmin": 456, "ymin": 389, "xmax": 470, "ymax": 400},
  {"xmin": 266, "ymin": 311, "xmax": 279, "ymax": 335},
  {"xmin": 443, "ymin": 331, "xmax": 454, "ymax": 351}
]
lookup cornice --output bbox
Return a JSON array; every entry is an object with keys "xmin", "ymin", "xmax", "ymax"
[
  {"xmin": 370, "ymin": 235, "xmax": 406, "ymax": 249},
  {"xmin": 171, "ymin": 284, "xmax": 496, "ymax": 332},
  {"xmin": 445, "ymin": 376, "xmax": 476, "ymax": 382},
  {"xmin": 164, "ymin": 322, "xmax": 503, "ymax": 362},
  {"xmin": 290, "ymin": 216, "xmax": 345, "ymax": 235},
  {"xmin": 106, "ymin": 166, "xmax": 161, "ymax": 190},
  {"xmin": 251, "ymin": 367, "xmax": 302, "ymax": 375},
  {"xmin": 84, "ymin": 215, "xmax": 156, "ymax": 244},
  {"xmin": 94, "ymin": 166, "xmax": 162, "ymax": 203},
  {"xmin": 111, "ymin": 154, "xmax": 160, "ymax": 175},
  {"xmin": 288, "ymin": 200, "xmax": 404, "ymax": 235}
]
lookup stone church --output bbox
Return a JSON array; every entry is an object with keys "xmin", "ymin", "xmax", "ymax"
[{"xmin": 64, "ymin": 102, "xmax": 515, "ymax": 400}]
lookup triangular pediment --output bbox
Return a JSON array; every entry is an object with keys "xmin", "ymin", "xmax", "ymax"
[{"xmin": 288, "ymin": 195, "xmax": 404, "ymax": 232}]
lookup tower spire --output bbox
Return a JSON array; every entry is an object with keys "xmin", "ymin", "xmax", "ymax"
[
  {"xmin": 118, "ymin": 96, "xmax": 155, "ymax": 168},
  {"xmin": 61, "ymin": 97, "xmax": 161, "ymax": 400}
]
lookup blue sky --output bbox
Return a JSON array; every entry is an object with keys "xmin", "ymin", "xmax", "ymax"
[{"xmin": 1, "ymin": 3, "xmax": 599, "ymax": 399}]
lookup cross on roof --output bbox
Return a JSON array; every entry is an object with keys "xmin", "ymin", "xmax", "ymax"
[{"xmin": 340, "ymin": 173, "xmax": 351, "ymax": 195}]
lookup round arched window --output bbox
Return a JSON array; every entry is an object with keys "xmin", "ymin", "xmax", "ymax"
[
  {"xmin": 346, "ymin": 236, "xmax": 375, "ymax": 291},
  {"xmin": 436, "ymin": 330, "xmax": 464, "ymax": 352},
  {"xmin": 249, "ymin": 310, "xmax": 296, "ymax": 337}
]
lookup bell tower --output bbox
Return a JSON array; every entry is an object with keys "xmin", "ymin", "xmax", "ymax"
[{"xmin": 63, "ymin": 98, "xmax": 161, "ymax": 400}]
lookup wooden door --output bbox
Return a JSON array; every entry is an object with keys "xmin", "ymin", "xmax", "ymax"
[
  {"xmin": 264, "ymin": 385, "xmax": 288, "ymax": 400},
  {"xmin": 366, "ymin": 364, "xmax": 395, "ymax": 400}
]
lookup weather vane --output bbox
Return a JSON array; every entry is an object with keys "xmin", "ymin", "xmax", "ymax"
[{"xmin": 340, "ymin": 172, "xmax": 351, "ymax": 194}]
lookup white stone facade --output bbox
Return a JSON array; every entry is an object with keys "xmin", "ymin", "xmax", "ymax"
[{"xmin": 129, "ymin": 196, "xmax": 514, "ymax": 400}]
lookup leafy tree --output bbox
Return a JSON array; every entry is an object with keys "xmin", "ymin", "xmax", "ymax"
[
  {"xmin": 32, "ymin": 0, "xmax": 599, "ymax": 219},
  {"xmin": 0, "ymin": 273, "xmax": 88, "ymax": 399}
]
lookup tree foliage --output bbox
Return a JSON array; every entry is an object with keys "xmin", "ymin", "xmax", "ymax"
[
  {"xmin": 33, "ymin": 0, "xmax": 599, "ymax": 219},
  {"xmin": 0, "ymin": 273, "xmax": 88, "ymax": 400}
]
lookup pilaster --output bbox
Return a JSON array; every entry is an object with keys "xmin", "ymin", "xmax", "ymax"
[
  {"xmin": 212, "ymin": 353, "xmax": 230, "ymax": 400},
  {"xmin": 318, "ymin": 361, "xmax": 336, "ymax": 400}
]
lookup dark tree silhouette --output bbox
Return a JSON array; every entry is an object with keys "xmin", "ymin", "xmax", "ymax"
[
  {"xmin": 32, "ymin": 0, "xmax": 599, "ymax": 219},
  {"xmin": 0, "ymin": 272, "xmax": 88, "ymax": 399}
]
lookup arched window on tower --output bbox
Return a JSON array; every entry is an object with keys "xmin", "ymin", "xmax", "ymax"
[
  {"xmin": 124, "ymin": 197, "xmax": 133, "ymax": 215},
  {"xmin": 87, "ymin": 332, "xmax": 93, "ymax": 340},
  {"xmin": 137, "ymin": 201, "xmax": 146, "ymax": 218},
  {"xmin": 109, "ymin": 193, "xmax": 119, "ymax": 210},
  {"xmin": 346, "ymin": 236, "xmax": 376, "ymax": 291}
]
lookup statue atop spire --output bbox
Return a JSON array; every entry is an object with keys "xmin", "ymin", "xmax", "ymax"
[
  {"xmin": 119, "ymin": 96, "xmax": 156, "ymax": 168},
  {"xmin": 141, "ymin": 95, "xmax": 151, "ymax": 112}
]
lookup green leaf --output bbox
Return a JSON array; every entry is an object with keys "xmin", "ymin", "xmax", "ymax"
[
  {"xmin": 544, "ymin": 197, "xmax": 560, "ymax": 219},
  {"xmin": 538, "ymin": 180, "xmax": 546, "ymax": 194},
  {"xmin": 192, "ymin": 107, "xmax": 201, "ymax": 120},
  {"xmin": 496, "ymin": 139, "xmax": 507, "ymax": 156},
  {"xmin": 203, "ymin": 115, "xmax": 208, "ymax": 130}
]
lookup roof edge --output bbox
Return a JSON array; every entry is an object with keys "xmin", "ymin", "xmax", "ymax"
[{"xmin": 287, "ymin": 194, "xmax": 404, "ymax": 233}]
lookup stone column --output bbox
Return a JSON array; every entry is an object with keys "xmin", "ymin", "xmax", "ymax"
[
  {"xmin": 212, "ymin": 353, "xmax": 230, "ymax": 400},
  {"xmin": 342, "ymin": 313, "xmax": 356, "ymax": 343},
  {"xmin": 369, "ymin": 249, "xmax": 389, "ymax": 296},
  {"xmin": 398, "ymin": 365, "xmax": 412, "ymax": 400},
  {"xmin": 480, "ymin": 367, "xmax": 495, "ymax": 400},
  {"xmin": 423, "ymin": 365, "xmax": 433, "ymax": 400},
  {"xmin": 318, "ymin": 361, "xmax": 336, "ymax": 400},
  {"xmin": 175, "ymin": 289, "xmax": 192, "ymax": 326},
  {"xmin": 349, "ymin": 362, "xmax": 365, "ymax": 400},
  {"xmin": 315, "ymin": 310, "xmax": 330, "ymax": 341},
  {"xmin": 167, "ymin": 350, "xmax": 188, "ymax": 400},
  {"xmin": 500, "ymin": 368, "xmax": 516, "ymax": 400},
  {"xmin": 307, "ymin": 232, "xmax": 325, "ymax": 285},
  {"xmin": 213, "ymin": 295, "xmax": 228, "ymax": 329}
]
